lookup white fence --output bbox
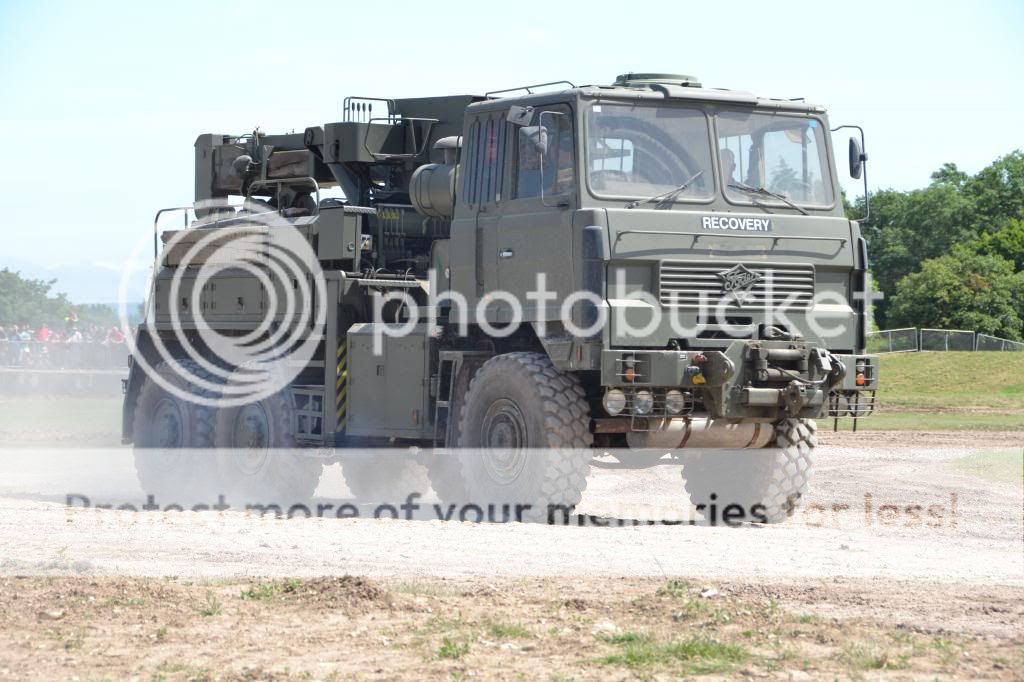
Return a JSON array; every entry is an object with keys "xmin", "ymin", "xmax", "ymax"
[
  {"xmin": 976, "ymin": 334, "xmax": 1024, "ymax": 352},
  {"xmin": 865, "ymin": 327, "xmax": 919, "ymax": 354},
  {"xmin": 866, "ymin": 328, "xmax": 1024, "ymax": 354}
]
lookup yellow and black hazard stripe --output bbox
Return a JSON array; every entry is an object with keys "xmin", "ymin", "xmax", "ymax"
[{"xmin": 336, "ymin": 341, "xmax": 348, "ymax": 432}]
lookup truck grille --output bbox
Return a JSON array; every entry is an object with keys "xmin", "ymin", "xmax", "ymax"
[{"xmin": 658, "ymin": 261, "xmax": 815, "ymax": 309}]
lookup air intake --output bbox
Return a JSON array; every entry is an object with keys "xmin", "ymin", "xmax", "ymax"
[{"xmin": 614, "ymin": 72, "xmax": 702, "ymax": 88}]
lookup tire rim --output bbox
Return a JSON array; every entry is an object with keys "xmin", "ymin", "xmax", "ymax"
[
  {"xmin": 480, "ymin": 398, "xmax": 528, "ymax": 484},
  {"xmin": 231, "ymin": 403, "xmax": 271, "ymax": 474}
]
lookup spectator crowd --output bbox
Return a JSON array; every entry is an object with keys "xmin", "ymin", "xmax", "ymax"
[{"xmin": 0, "ymin": 313, "xmax": 128, "ymax": 369}]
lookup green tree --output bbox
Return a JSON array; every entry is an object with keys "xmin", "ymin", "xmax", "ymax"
[
  {"xmin": 769, "ymin": 157, "xmax": 798, "ymax": 194},
  {"xmin": 856, "ymin": 183, "xmax": 974, "ymax": 326},
  {"xmin": 961, "ymin": 150, "xmax": 1024, "ymax": 234},
  {"xmin": 0, "ymin": 269, "xmax": 72, "ymax": 328},
  {"xmin": 0, "ymin": 269, "xmax": 117, "ymax": 331},
  {"xmin": 975, "ymin": 218, "xmax": 1024, "ymax": 271},
  {"xmin": 886, "ymin": 249, "xmax": 1024, "ymax": 340}
]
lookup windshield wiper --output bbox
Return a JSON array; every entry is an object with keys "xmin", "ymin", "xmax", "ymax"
[
  {"xmin": 626, "ymin": 170, "xmax": 704, "ymax": 209},
  {"xmin": 728, "ymin": 183, "xmax": 809, "ymax": 216}
]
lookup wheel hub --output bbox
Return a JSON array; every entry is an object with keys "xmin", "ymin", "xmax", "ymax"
[
  {"xmin": 152, "ymin": 398, "xmax": 184, "ymax": 448},
  {"xmin": 480, "ymin": 399, "xmax": 528, "ymax": 484},
  {"xmin": 231, "ymin": 403, "xmax": 271, "ymax": 474}
]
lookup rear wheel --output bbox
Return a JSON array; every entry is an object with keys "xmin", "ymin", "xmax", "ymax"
[
  {"xmin": 214, "ymin": 371, "xmax": 323, "ymax": 507},
  {"xmin": 682, "ymin": 418, "xmax": 816, "ymax": 524},
  {"xmin": 453, "ymin": 352, "xmax": 593, "ymax": 523},
  {"xmin": 132, "ymin": 360, "xmax": 221, "ymax": 505}
]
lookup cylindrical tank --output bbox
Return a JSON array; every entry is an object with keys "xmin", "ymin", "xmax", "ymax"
[
  {"xmin": 409, "ymin": 163, "xmax": 457, "ymax": 218},
  {"xmin": 626, "ymin": 418, "xmax": 774, "ymax": 450}
]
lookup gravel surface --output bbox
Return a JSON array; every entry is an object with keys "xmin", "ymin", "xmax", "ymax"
[{"xmin": 0, "ymin": 433, "xmax": 1020, "ymax": 586}]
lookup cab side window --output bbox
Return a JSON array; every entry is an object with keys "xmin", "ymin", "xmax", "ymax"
[
  {"xmin": 461, "ymin": 113, "xmax": 507, "ymax": 206},
  {"xmin": 513, "ymin": 105, "xmax": 574, "ymax": 200}
]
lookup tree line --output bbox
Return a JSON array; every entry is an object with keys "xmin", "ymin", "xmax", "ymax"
[
  {"xmin": 849, "ymin": 150, "xmax": 1024, "ymax": 340},
  {"xmin": 0, "ymin": 269, "xmax": 118, "ymax": 331}
]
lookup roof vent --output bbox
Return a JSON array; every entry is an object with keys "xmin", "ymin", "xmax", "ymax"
[{"xmin": 614, "ymin": 72, "xmax": 702, "ymax": 88}]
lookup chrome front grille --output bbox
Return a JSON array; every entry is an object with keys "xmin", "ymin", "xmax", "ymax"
[{"xmin": 658, "ymin": 261, "xmax": 815, "ymax": 309}]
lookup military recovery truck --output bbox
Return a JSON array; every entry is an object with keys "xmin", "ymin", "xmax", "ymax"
[{"xmin": 123, "ymin": 73, "xmax": 879, "ymax": 522}]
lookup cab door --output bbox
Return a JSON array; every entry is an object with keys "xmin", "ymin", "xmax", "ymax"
[
  {"xmin": 494, "ymin": 104, "xmax": 577, "ymax": 324},
  {"xmin": 449, "ymin": 112, "xmax": 506, "ymax": 315}
]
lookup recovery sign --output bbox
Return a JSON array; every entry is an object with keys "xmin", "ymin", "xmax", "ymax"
[{"xmin": 701, "ymin": 216, "xmax": 773, "ymax": 232}]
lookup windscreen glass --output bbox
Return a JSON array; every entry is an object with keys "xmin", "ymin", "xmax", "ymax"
[
  {"xmin": 586, "ymin": 103, "xmax": 714, "ymax": 201},
  {"xmin": 717, "ymin": 111, "xmax": 834, "ymax": 206}
]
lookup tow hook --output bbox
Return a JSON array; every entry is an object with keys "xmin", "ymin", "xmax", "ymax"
[
  {"xmin": 812, "ymin": 348, "xmax": 846, "ymax": 388},
  {"xmin": 783, "ymin": 381, "xmax": 809, "ymax": 415}
]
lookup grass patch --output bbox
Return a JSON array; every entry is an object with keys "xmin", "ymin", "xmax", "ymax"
[
  {"xmin": 655, "ymin": 579, "xmax": 691, "ymax": 598},
  {"xmin": 597, "ymin": 633, "xmax": 746, "ymax": 673},
  {"xmin": 240, "ymin": 582, "xmax": 279, "ymax": 601},
  {"xmin": 196, "ymin": 592, "xmax": 222, "ymax": 617},
  {"xmin": 839, "ymin": 643, "xmax": 910, "ymax": 671},
  {"xmin": 877, "ymin": 352, "xmax": 1024, "ymax": 410},
  {"xmin": 855, "ymin": 411, "xmax": 1024, "ymax": 431},
  {"xmin": 437, "ymin": 637, "xmax": 469, "ymax": 660},
  {"xmin": 238, "ymin": 579, "xmax": 303, "ymax": 602},
  {"xmin": 484, "ymin": 620, "xmax": 531, "ymax": 639},
  {"xmin": 0, "ymin": 397, "xmax": 122, "ymax": 444},
  {"xmin": 955, "ymin": 450, "xmax": 1023, "ymax": 485},
  {"xmin": 931, "ymin": 637, "xmax": 966, "ymax": 667}
]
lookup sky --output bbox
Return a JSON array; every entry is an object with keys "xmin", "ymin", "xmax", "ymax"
[{"xmin": 0, "ymin": 0, "xmax": 1021, "ymax": 299}]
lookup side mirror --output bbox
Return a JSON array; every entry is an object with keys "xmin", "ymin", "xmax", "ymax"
[
  {"xmin": 519, "ymin": 125, "xmax": 549, "ymax": 156},
  {"xmin": 507, "ymin": 105, "xmax": 534, "ymax": 126},
  {"xmin": 848, "ymin": 137, "xmax": 865, "ymax": 180}
]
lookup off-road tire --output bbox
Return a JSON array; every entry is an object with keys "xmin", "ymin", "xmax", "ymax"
[
  {"xmin": 341, "ymin": 457, "xmax": 431, "ymax": 505},
  {"xmin": 454, "ymin": 352, "xmax": 593, "ymax": 523},
  {"xmin": 682, "ymin": 418, "xmax": 816, "ymax": 524},
  {"xmin": 214, "ymin": 375, "xmax": 323, "ymax": 507},
  {"xmin": 132, "ymin": 359, "xmax": 222, "ymax": 505}
]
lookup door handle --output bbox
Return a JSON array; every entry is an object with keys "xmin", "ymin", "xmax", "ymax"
[{"xmin": 498, "ymin": 248, "xmax": 515, "ymax": 259}]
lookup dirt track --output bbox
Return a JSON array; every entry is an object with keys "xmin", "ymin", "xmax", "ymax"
[{"xmin": 0, "ymin": 431, "xmax": 1021, "ymax": 679}]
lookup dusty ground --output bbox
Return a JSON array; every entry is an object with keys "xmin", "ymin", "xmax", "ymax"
[
  {"xmin": 0, "ymin": 429, "xmax": 1021, "ymax": 679},
  {"xmin": 0, "ymin": 575, "xmax": 1021, "ymax": 680}
]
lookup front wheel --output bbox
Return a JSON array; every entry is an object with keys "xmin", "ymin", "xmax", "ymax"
[
  {"xmin": 682, "ymin": 418, "xmax": 816, "ymax": 524},
  {"xmin": 453, "ymin": 352, "xmax": 593, "ymax": 522}
]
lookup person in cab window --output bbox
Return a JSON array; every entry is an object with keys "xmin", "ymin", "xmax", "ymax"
[
  {"xmin": 720, "ymin": 148, "xmax": 738, "ymax": 187},
  {"xmin": 552, "ymin": 133, "xmax": 575, "ymax": 194},
  {"xmin": 516, "ymin": 127, "xmax": 544, "ymax": 198}
]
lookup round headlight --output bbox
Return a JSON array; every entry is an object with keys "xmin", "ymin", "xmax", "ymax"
[
  {"xmin": 603, "ymin": 388, "xmax": 627, "ymax": 416},
  {"xmin": 665, "ymin": 389, "xmax": 688, "ymax": 415},
  {"xmin": 633, "ymin": 389, "xmax": 654, "ymax": 415}
]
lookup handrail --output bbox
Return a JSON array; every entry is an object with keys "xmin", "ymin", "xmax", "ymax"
[
  {"xmin": 485, "ymin": 80, "xmax": 576, "ymax": 98},
  {"xmin": 361, "ymin": 117, "xmax": 438, "ymax": 160},
  {"xmin": 613, "ymin": 229, "xmax": 847, "ymax": 252},
  {"xmin": 153, "ymin": 175, "xmax": 322, "ymax": 260},
  {"xmin": 343, "ymin": 97, "xmax": 396, "ymax": 123},
  {"xmin": 152, "ymin": 206, "xmax": 195, "ymax": 259}
]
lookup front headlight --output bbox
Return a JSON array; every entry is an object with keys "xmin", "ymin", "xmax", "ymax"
[
  {"xmin": 633, "ymin": 390, "xmax": 654, "ymax": 415},
  {"xmin": 665, "ymin": 389, "xmax": 688, "ymax": 414},
  {"xmin": 603, "ymin": 388, "xmax": 627, "ymax": 416}
]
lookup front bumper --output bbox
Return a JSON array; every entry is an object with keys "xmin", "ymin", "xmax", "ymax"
[{"xmin": 600, "ymin": 340, "xmax": 878, "ymax": 421}]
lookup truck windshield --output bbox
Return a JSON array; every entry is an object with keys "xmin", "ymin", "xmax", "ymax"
[
  {"xmin": 717, "ymin": 111, "xmax": 833, "ymax": 207},
  {"xmin": 586, "ymin": 103, "xmax": 714, "ymax": 202}
]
